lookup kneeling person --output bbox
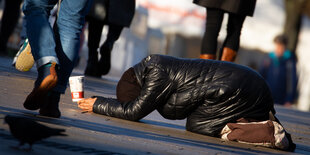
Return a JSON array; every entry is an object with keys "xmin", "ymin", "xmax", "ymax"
[{"xmin": 78, "ymin": 54, "xmax": 295, "ymax": 151}]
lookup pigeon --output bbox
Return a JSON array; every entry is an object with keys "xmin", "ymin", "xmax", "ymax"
[{"xmin": 4, "ymin": 115, "xmax": 67, "ymax": 151}]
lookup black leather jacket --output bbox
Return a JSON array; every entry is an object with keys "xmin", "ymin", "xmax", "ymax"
[{"xmin": 93, "ymin": 55, "xmax": 275, "ymax": 136}]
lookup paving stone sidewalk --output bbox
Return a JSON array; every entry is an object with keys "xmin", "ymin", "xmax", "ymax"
[{"xmin": 0, "ymin": 56, "xmax": 309, "ymax": 155}]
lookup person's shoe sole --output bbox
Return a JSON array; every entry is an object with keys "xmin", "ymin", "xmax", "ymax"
[{"xmin": 23, "ymin": 62, "xmax": 58, "ymax": 110}]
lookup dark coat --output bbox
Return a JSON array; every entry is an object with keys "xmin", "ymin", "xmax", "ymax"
[
  {"xmin": 93, "ymin": 55, "xmax": 275, "ymax": 136},
  {"xmin": 87, "ymin": 0, "xmax": 135, "ymax": 27},
  {"xmin": 259, "ymin": 51, "xmax": 298, "ymax": 105},
  {"xmin": 193, "ymin": 0, "xmax": 257, "ymax": 16}
]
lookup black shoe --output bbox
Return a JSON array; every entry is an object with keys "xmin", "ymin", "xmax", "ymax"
[
  {"xmin": 85, "ymin": 61, "xmax": 101, "ymax": 77},
  {"xmin": 0, "ymin": 41, "xmax": 7, "ymax": 56},
  {"xmin": 85, "ymin": 47, "xmax": 101, "ymax": 77},
  {"xmin": 39, "ymin": 91, "xmax": 61, "ymax": 118},
  {"xmin": 98, "ymin": 44, "xmax": 112, "ymax": 75}
]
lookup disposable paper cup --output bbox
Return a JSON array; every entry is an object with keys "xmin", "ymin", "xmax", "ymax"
[{"xmin": 69, "ymin": 76, "xmax": 84, "ymax": 102}]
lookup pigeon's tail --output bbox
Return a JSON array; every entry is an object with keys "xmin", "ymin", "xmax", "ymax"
[{"xmin": 52, "ymin": 128, "xmax": 67, "ymax": 136}]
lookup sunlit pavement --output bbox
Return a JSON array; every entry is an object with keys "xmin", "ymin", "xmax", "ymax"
[{"xmin": 0, "ymin": 56, "xmax": 310, "ymax": 155}]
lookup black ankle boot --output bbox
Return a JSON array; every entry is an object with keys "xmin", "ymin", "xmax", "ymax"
[
  {"xmin": 39, "ymin": 91, "xmax": 61, "ymax": 118},
  {"xmin": 98, "ymin": 44, "xmax": 112, "ymax": 75},
  {"xmin": 85, "ymin": 48, "xmax": 100, "ymax": 77}
]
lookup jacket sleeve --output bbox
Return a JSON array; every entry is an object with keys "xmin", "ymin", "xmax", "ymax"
[{"xmin": 93, "ymin": 67, "xmax": 173, "ymax": 121}]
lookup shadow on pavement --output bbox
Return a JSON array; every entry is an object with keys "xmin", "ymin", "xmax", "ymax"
[{"xmin": 0, "ymin": 106, "xmax": 285, "ymax": 155}]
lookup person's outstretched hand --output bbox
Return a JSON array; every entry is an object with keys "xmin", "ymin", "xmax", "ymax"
[{"xmin": 77, "ymin": 98, "xmax": 97, "ymax": 112}]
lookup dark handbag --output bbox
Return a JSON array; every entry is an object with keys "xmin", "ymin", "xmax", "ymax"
[{"xmin": 87, "ymin": 0, "xmax": 108, "ymax": 21}]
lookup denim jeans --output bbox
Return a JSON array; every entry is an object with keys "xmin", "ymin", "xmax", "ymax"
[{"xmin": 23, "ymin": 0, "xmax": 92, "ymax": 93}]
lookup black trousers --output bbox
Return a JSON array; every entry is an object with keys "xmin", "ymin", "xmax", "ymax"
[
  {"xmin": 201, "ymin": 8, "xmax": 246, "ymax": 55},
  {"xmin": 283, "ymin": 0, "xmax": 305, "ymax": 54},
  {"xmin": 87, "ymin": 16, "xmax": 123, "ymax": 55},
  {"xmin": 0, "ymin": 0, "xmax": 23, "ymax": 52}
]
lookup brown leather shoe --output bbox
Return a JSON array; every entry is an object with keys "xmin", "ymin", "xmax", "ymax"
[
  {"xmin": 221, "ymin": 47, "xmax": 237, "ymax": 62},
  {"xmin": 24, "ymin": 62, "xmax": 58, "ymax": 110},
  {"xmin": 200, "ymin": 54, "xmax": 216, "ymax": 60}
]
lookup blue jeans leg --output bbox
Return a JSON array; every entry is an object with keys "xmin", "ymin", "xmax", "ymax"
[
  {"xmin": 23, "ymin": 0, "xmax": 92, "ymax": 93},
  {"xmin": 23, "ymin": 0, "xmax": 59, "ymax": 67},
  {"xmin": 53, "ymin": 0, "xmax": 92, "ymax": 93}
]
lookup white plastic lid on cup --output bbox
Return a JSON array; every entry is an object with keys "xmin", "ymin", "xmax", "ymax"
[{"xmin": 69, "ymin": 76, "xmax": 84, "ymax": 102}]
